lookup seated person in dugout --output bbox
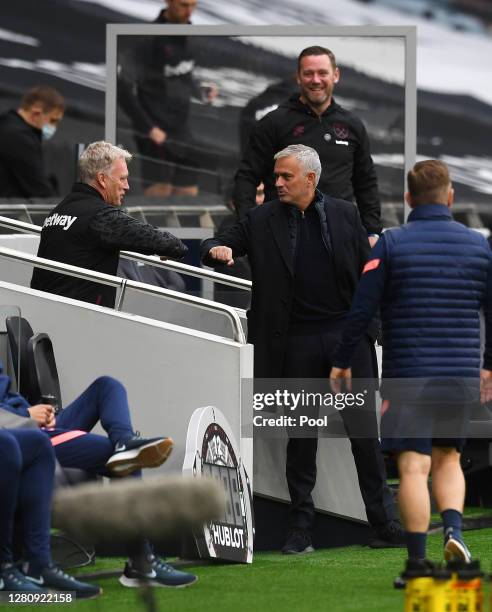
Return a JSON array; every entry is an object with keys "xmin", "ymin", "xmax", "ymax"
[
  {"xmin": 0, "ymin": 428, "xmax": 101, "ymax": 598},
  {"xmin": 0, "ymin": 363, "xmax": 196, "ymax": 588}
]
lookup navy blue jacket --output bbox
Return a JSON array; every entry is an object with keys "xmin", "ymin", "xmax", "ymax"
[
  {"xmin": 0, "ymin": 362, "xmax": 31, "ymax": 418},
  {"xmin": 334, "ymin": 204, "xmax": 492, "ymax": 379}
]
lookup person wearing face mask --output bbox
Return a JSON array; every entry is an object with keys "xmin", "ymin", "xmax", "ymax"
[
  {"xmin": 31, "ymin": 141, "xmax": 188, "ymax": 307},
  {"xmin": 0, "ymin": 86, "xmax": 64, "ymax": 198}
]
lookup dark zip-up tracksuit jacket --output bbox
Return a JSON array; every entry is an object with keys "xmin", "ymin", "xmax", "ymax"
[
  {"xmin": 31, "ymin": 183, "xmax": 187, "ymax": 307},
  {"xmin": 233, "ymin": 95, "xmax": 381, "ymax": 235}
]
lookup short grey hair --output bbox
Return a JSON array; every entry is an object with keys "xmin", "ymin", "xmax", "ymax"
[
  {"xmin": 78, "ymin": 141, "xmax": 132, "ymax": 183},
  {"xmin": 273, "ymin": 144, "xmax": 321, "ymax": 186}
]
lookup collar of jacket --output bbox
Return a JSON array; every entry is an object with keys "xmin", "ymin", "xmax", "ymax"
[
  {"xmin": 71, "ymin": 182, "xmax": 106, "ymax": 201},
  {"xmin": 154, "ymin": 11, "xmax": 191, "ymax": 24},
  {"xmin": 284, "ymin": 94, "xmax": 341, "ymax": 117},
  {"xmin": 285, "ymin": 189, "xmax": 333, "ymax": 262},
  {"xmin": 407, "ymin": 203, "xmax": 453, "ymax": 222},
  {"xmin": 12, "ymin": 110, "xmax": 42, "ymax": 141}
]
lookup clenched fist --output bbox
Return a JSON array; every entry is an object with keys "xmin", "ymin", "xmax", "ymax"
[
  {"xmin": 28, "ymin": 404, "xmax": 56, "ymax": 428},
  {"xmin": 209, "ymin": 246, "xmax": 234, "ymax": 266}
]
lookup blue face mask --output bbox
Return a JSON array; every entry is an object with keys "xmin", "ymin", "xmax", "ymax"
[{"xmin": 41, "ymin": 123, "xmax": 57, "ymax": 141}]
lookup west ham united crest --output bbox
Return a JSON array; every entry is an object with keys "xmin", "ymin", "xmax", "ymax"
[
  {"xmin": 333, "ymin": 122, "xmax": 349, "ymax": 140},
  {"xmin": 183, "ymin": 406, "xmax": 254, "ymax": 563},
  {"xmin": 293, "ymin": 124, "xmax": 305, "ymax": 137}
]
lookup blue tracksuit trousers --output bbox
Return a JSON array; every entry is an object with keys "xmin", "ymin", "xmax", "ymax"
[
  {"xmin": 48, "ymin": 376, "xmax": 135, "ymax": 475},
  {"xmin": 0, "ymin": 429, "xmax": 54, "ymax": 570}
]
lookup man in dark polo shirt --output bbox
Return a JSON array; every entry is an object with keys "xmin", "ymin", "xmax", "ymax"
[
  {"xmin": 30, "ymin": 141, "xmax": 187, "ymax": 306},
  {"xmin": 0, "ymin": 86, "xmax": 64, "ymax": 198},
  {"xmin": 202, "ymin": 144, "xmax": 402, "ymax": 553}
]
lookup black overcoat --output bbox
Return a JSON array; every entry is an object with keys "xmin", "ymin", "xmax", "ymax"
[{"xmin": 202, "ymin": 194, "xmax": 374, "ymax": 377}]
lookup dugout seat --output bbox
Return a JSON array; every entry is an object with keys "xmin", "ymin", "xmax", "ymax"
[
  {"xmin": 27, "ymin": 332, "xmax": 63, "ymax": 412},
  {"xmin": 5, "ymin": 316, "xmax": 40, "ymax": 405}
]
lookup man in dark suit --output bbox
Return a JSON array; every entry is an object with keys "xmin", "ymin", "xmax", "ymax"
[{"xmin": 202, "ymin": 144, "xmax": 403, "ymax": 553}]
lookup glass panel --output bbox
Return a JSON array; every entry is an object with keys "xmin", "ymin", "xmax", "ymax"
[{"xmin": 115, "ymin": 33, "xmax": 406, "ymax": 228}]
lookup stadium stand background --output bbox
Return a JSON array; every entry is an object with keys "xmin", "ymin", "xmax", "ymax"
[{"xmin": 1, "ymin": 0, "xmax": 492, "ymax": 231}]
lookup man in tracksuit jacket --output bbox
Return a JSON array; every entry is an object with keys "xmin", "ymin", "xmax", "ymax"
[
  {"xmin": 233, "ymin": 45, "xmax": 381, "ymax": 241},
  {"xmin": 0, "ymin": 86, "xmax": 64, "ymax": 198},
  {"xmin": 331, "ymin": 160, "xmax": 492, "ymax": 566},
  {"xmin": 117, "ymin": 0, "xmax": 216, "ymax": 196},
  {"xmin": 31, "ymin": 141, "xmax": 187, "ymax": 307}
]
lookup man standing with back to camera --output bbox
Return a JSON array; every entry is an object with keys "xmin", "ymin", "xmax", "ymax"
[
  {"xmin": 203, "ymin": 144, "xmax": 403, "ymax": 553},
  {"xmin": 331, "ymin": 160, "xmax": 492, "ymax": 569},
  {"xmin": 233, "ymin": 46, "xmax": 381, "ymax": 244},
  {"xmin": 30, "ymin": 141, "xmax": 187, "ymax": 306}
]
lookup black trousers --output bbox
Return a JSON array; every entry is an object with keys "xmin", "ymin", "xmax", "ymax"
[{"xmin": 282, "ymin": 328, "xmax": 395, "ymax": 532}]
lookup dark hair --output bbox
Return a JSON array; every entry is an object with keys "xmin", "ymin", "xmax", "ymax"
[
  {"xmin": 298, "ymin": 46, "xmax": 337, "ymax": 71},
  {"xmin": 20, "ymin": 86, "xmax": 65, "ymax": 112},
  {"xmin": 407, "ymin": 160, "xmax": 451, "ymax": 206}
]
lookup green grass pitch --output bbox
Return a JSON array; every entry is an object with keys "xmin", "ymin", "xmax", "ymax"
[{"xmin": 16, "ymin": 528, "xmax": 492, "ymax": 612}]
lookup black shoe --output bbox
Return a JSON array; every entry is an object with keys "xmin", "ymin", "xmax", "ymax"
[
  {"xmin": 24, "ymin": 564, "xmax": 101, "ymax": 599},
  {"xmin": 106, "ymin": 433, "xmax": 173, "ymax": 477},
  {"xmin": 119, "ymin": 556, "xmax": 197, "ymax": 588},
  {"xmin": 370, "ymin": 520, "xmax": 406, "ymax": 549},
  {"xmin": 393, "ymin": 559, "xmax": 434, "ymax": 589},
  {"xmin": 281, "ymin": 529, "xmax": 314, "ymax": 555}
]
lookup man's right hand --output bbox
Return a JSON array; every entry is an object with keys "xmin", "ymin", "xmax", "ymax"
[
  {"xmin": 149, "ymin": 126, "xmax": 167, "ymax": 145},
  {"xmin": 329, "ymin": 367, "xmax": 352, "ymax": 393},
  {"xmin": 208, "ymin": 246, "xmax": 234, "ymax": 266},
  {"xmin": 480, "ymin": 369, "xmax": 492, "ymax": 404},
  {"xmin": 28, "ymin": 404, "xmax": 55, "ymax": 427}
]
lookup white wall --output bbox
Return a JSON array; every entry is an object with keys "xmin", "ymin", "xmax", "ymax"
[
  {"xmin": 0, "ymin": 244, "xmax": 368, "ymax": 521},
  {"xmin": 0, "ymin": 234, "xmax": 245, "ymax": 341},
  {"xmin": 0, "ymin": 281, "xmax": 253, "ymax": 477}
]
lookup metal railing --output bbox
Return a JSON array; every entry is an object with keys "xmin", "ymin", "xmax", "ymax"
[
  {"xmin": 0, "ymin": 244, "xmax": 246, "ymax": 343},
  {"xmin": 0, "ymin": 200, "xmax": 231, "ymax": 230},
  {"xmin": 0, "ymin": 215, "xmax": 252, "ymax": 291}
]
